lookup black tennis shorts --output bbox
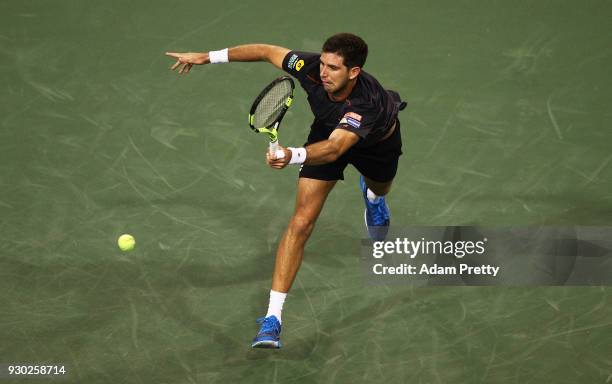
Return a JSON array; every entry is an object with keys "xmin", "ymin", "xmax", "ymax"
[{"xmin": 299, "ymin": 120, "xmax": 403, "ymax": 183}]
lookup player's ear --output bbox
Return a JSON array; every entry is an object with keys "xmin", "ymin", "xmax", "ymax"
[{"xmin": 348, "ymin": 66, "xmax": 361, "ymax": 80}]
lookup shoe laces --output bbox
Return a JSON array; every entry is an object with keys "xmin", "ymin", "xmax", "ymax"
[{"xmin": 256, "ymin": 316, "xmax": 280, "ymax": 336}]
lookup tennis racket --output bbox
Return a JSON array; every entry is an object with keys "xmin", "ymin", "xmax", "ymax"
[{"xmin": 248, "ymin": 76, "xmax": 295, "ymax": 158}]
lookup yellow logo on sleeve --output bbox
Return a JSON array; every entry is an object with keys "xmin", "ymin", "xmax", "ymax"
[{"xmin": 295, "ymin": 59, "xmax": 304, "ymax": 71}]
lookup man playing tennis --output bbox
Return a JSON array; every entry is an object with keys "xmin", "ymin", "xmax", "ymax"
[{"xmin": 166, "ymin": 33, "xmax": 405, "ymax": 348}]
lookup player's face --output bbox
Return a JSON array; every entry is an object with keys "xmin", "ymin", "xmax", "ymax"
[{"xmin": 319, "ymin": 52, "xmax": 351, "ymax": 94}]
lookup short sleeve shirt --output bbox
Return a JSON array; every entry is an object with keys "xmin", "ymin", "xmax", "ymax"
[{"xmin": 282, "ymin": 50, "xmax": 400, "ymax": 148}]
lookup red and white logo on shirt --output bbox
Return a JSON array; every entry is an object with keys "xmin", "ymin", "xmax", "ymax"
[{"xmin": 340, "ymin": 112, "xmax": 363, "ymax": 129}]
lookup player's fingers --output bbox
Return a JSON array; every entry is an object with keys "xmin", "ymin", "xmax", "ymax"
[
  {"xmin": 266, "ymin": 153, "xmax": 275, "ymax": 166},
  {"xmin": 274, "ymin": 149, "xmax": 285, "ymax": 159},
  {"xmin": 269, "ymin": 149, "xmax": 285, "ymax": 160},
  {"xmin": 179, "ymin": 63, "xmax": 188, "ymax": 74},
  {"xmin": 185, "ymin": 63, "xmax": 192, "ymax": 73},
  {"xmin": 171, "ymin": 60, "xmax": 181, "ymax": 71},
  {"xmin": 267, "ymin": 154, "xmax": 279, "ymax": 164}
]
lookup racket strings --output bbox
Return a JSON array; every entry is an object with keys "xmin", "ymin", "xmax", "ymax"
[{"xmin": 253, "ymin": 81, "xmax": 292, "ymax": 128}]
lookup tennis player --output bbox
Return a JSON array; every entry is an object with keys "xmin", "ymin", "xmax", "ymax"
[{"xmin": 166, "ymin": 33, "xmax": 406, "ymax": 348}]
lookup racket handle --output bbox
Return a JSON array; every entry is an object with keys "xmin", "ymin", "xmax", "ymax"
[{"xmin": 269, "ymin": 140, "xmax": 285, "ymax": 159}]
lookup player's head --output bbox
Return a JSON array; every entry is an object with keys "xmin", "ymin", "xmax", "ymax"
[
  {"xmin": 320, "ymin": 33, "xmax": 368, "ymax": 94},
  {"xmin": 322, "ymin": 33, "xmax": 368, "ymax": 69}
]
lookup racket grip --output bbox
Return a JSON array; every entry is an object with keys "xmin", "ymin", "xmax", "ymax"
[{"xmin": 269, "ymin": 140, "xmax": 285, "ymax": 159}]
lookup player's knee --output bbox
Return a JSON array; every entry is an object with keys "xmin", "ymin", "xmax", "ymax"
[{"xmin": 289, "ymin": 214, "xmax": 315, "ymax": 236}]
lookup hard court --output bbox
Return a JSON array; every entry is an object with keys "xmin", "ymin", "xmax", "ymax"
[{"xmin": 1, "ymin": 0, "xmax": 611, "ymax": 383}]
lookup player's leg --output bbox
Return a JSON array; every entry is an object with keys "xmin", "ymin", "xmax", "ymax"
[
  {"xmin": 252, "ymin": 156, "xmax": 346, "ymax": 349},
  {"xmin": 352, "ymin": 120, "xmax": 403, "ymax": 240},
  {"xmin": 271, "ymin": 177, "xmax": 337, "ymax": 293},
  {"xmin": 252, "ymin": 178, "xmax": 337, "ymax": 349},
  {"xmin": 362, "ymin": 176, "xmax": 393, "ymax": 196}
]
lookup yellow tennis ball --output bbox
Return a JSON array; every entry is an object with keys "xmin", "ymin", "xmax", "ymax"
[{"xmin": 118, "ymin": 234, "xmax": 135, "ymax": 251}]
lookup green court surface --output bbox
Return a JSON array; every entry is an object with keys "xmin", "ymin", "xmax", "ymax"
[{"xmin": 1, "ymin": 0, "xmax": 611, "ymax": 383}]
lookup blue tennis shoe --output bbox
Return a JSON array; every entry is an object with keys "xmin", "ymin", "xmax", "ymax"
[
  {"xmin": 251, "ymin": 315, "xmax": 282, "ymax": 349},
  {"xmin": 360, "ymin": 175, "xmax": 390, "ymax": 241}
]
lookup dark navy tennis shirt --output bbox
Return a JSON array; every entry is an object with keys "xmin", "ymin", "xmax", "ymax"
[{"xmin": 282, "ymin": 50, "xmax": 404, "ymax": 148}]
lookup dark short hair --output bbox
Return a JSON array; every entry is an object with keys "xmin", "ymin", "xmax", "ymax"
[{"xmin": 322, "ymin": 33, "xmax": 368, "ymax": 69}]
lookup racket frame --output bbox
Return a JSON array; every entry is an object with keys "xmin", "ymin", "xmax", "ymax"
[{"xmin": 248, "ymin": 76, "xmax": 295, "ymax": 155}]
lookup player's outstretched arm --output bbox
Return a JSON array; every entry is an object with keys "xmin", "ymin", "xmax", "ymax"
[{"xmin": 165, "ymin": 44, "xmax": 290, "ymax": 74}]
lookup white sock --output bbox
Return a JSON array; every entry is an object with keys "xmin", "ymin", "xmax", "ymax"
[
  {"xmin": 265, "ymin": 290, "xmax": 287, "ymax": 323},
  {"xmin": 367, "ymin": 188, "xmax": 382, "ymax": 203}
]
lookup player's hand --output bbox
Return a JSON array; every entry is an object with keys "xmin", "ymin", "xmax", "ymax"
[
  {"xmin": 165, "ymin": 52, "xmax": 209, "ymax": 74},
  {"xmin": 266, "ymin": 147, "xmax": 291, "ymax": 169}
]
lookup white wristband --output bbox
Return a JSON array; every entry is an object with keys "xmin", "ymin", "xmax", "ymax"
[
  {"xmin": 288, "ymin": 147, "xmax": 307, "ymax": 165},
  {"xmin": 209, "ymin": 48, "xmax": 229, "ymax": 64}
]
